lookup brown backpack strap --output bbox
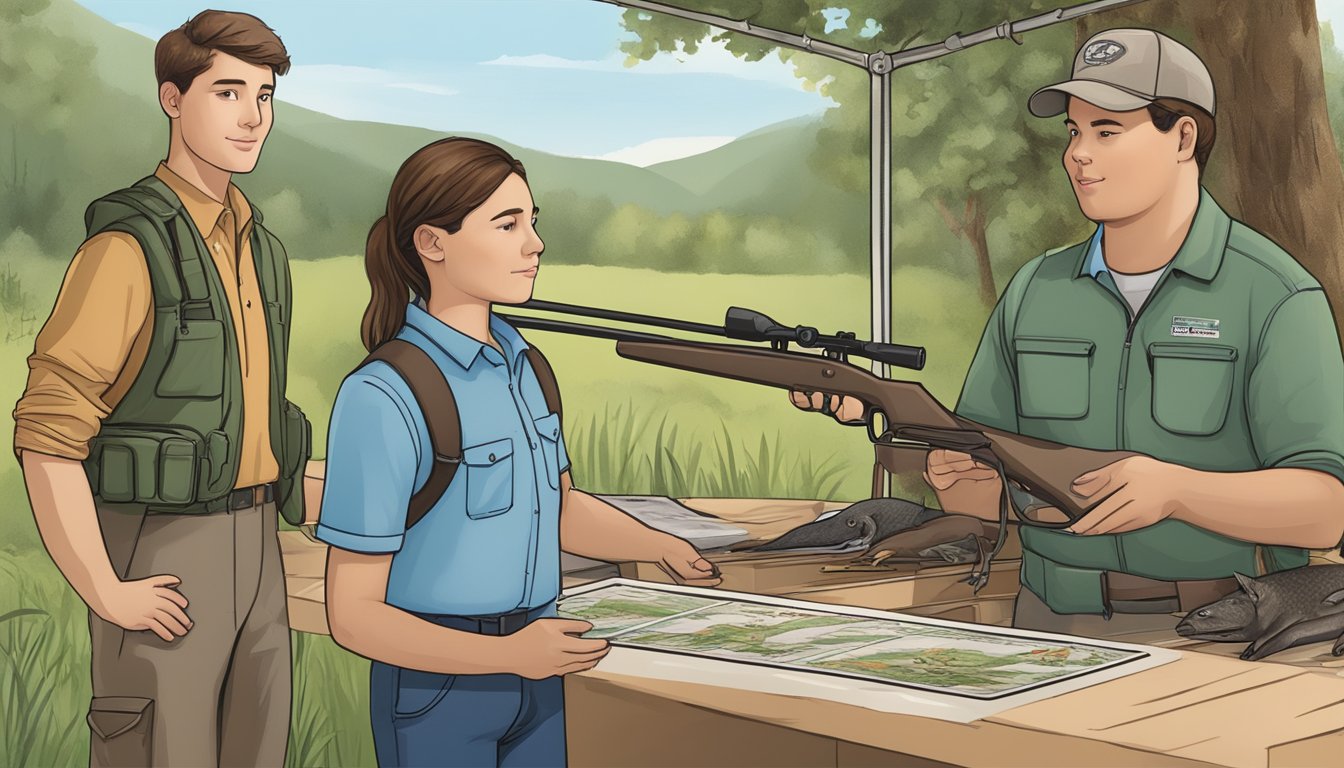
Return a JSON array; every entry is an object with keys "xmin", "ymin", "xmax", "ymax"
[
  {"xmin": 524, "ymin": 345, "xmax": 562, "ymax": 420},
  {"xmin": 361, "ymin": 340, "xmax": 461, "ymax": 530}
]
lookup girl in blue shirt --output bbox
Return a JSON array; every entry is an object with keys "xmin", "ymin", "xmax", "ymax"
[{"xmin": 316, "ymin": 137, "xmax": 719, "ymax": 768}]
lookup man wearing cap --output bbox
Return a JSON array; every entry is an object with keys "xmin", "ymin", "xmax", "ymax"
[{"xmin": 795, "ymin": 28, "xmax": 1344, "ymax": 637}]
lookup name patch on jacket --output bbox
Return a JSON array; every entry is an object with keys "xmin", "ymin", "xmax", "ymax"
[{"xmin": 1171, "ymin": 315, "xmax": 1221, "ymax": 338}]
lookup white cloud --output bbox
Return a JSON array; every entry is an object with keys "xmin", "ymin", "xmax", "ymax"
[
  {"xmin": 486, "ymin": 53, "xmax": 602, "ymax": 71},
  {"xmin": 279, "ymin": 64, "xmax": 456, "ymax": 119},
  {"xmin": 587, "ymin": 135, "xmax": 736, "ymax": 167},
  {"xmin": 388, "ymin": 82, "xmax": 457, "ymax": 96},
  {"xmin": 484, "ymin": 38, "xmax": 804, "ymax": 90}
]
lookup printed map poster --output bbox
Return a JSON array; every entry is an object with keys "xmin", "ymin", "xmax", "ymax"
[{"xmin": 558, "ymin": 579, "xmax": 1180, "ymax": 723}]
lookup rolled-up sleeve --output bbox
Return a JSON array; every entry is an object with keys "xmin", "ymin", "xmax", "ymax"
[
  {"xmin": 13, "ymin": 232, "xmax": 151, "ymax": 460},
  {"xmin": 315, "ymin": 370, "xmax": 422, "ymax": 554},
  {"xmin": 1248, "ymin": 289, "xmax": 1344, "ymax": 487}
]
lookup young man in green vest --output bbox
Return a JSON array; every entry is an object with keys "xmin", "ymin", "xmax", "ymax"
[
  {"xmin": 796, "ymin": 28, "xmax": 1344, "ymax": 637},
  {"xmin": 13, "ymin": 11, "xmax": 311, "ymax": 765}
]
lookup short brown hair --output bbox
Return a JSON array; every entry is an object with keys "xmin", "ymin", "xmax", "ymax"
[
  {"xmin": 1147, "ymin": 98, "xmax": 1216, "ymax": 172},
  {"xmin": 155, "ymin": 10, "xmax": 290, "ymax": 94}
]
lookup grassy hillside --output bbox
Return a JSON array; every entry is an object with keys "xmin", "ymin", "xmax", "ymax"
[{"xmin": 4, "ymin": 0, "xmax": 873, "ymax": 274}]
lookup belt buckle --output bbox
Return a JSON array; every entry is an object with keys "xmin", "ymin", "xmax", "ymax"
[{"xmin": 228, "ymin": 484, "xmax": 271, "ymax": 511}]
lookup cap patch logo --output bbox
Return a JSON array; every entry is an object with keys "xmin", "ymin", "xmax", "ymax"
[{"xmin": 1083, "ymin": 40, "xmax": 1127, "ymax": 66}]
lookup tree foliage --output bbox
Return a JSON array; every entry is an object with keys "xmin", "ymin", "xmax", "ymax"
[{"xmin": 621, "ymin": 1, "xmax": 1092, "ymax": 305}]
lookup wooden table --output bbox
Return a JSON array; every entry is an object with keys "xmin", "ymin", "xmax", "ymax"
[{"xmin": 284, "ymin": 499, "xmax": 1344, "ymax": 767}]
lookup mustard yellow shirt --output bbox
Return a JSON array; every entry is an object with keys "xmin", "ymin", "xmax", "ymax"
[{"xmin": 13, "ymin": 162, "xmax": 279, "ymax": 487}]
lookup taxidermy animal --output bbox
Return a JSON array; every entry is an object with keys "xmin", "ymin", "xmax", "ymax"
[
  {"xmin": 1175, "ymin": 566, "xmax": 1344, "ymax": 661},
  {"xmin": 751, "ymin": 498, "xmax": 941, "ymax": 552}
]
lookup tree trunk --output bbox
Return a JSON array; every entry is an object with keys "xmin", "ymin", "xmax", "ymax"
[
  {"xmin": 1081, "ymin": 0, "xmax": 1344, "ymax": 345},
  {"xmin": 967, "ymin": 195, "xmax": 996, "ymax": 308},
  {"xmin": 934, "ymin": 194, "xmax": 998, "ymax": 308}
]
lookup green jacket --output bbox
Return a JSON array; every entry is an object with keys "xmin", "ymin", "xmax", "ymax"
[
  {"xmin": 80, "ymin": 175, "xmax": 311, "ymax": 525},
  {"xmin": 956, "ymin": 188, "xmax": 1344, "ymax": 614}
]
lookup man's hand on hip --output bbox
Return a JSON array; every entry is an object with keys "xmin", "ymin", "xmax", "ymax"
[{"xmin": 93, "ymin": 574, "xmax": 194, "ymax": 642}]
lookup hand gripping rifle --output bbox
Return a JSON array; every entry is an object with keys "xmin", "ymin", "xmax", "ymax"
[{"xmin": 500, "ymin": 301, "xmax": 1139, "ymax": 590}]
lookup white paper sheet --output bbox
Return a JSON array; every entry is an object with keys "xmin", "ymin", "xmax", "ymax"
[{"xmin": 593, "ymin": 495, "xmax": 751, "ymax": 550}]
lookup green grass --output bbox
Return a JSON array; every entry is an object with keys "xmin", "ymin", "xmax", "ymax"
[
  {"xmin": 0, "ymin": 258, "xmax": 986, "ymax": 766},
  {"xmin": 0, "ymin": 554, "xmax": 89, "ymax": 768}
]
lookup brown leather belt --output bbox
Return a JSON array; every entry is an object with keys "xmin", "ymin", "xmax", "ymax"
[
  {"xmin": 1103, "ymin": 572, "xmax": 1240, "ymax": 613},
  {"xmin": 227, "ymin": 483, "xmax": 275, "ymax": 511}
]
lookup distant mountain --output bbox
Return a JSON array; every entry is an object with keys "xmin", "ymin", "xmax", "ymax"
[
  {"xmin": 648, "ymin": 117, "xmax": 867, "ymax": 254},
  {"xmin": 4, "ymin": 0, "xmax": 863, "ymax": 271}
]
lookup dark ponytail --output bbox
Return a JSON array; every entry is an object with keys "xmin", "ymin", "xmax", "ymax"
[{"xmin": 359, "ymin": 137, "xmax": 527, "ymax": 351}]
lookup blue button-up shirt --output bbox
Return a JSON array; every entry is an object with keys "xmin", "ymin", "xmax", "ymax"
[{"xmin": 317, "ymin": 303, "xmax": 570, "ymax": 615}]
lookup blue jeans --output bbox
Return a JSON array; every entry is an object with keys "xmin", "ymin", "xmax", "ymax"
[{"xmin": 370, "ymin": 603, "xmax": 566, "ymax": 768}]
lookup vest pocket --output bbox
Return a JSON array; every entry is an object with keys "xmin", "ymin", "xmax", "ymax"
[
  {"xmin": 1013, "ymin": 337, "xmax": 1095, "ymax": 420},
  {"xmin": 276, "ymin": 402, "xmax": 311, "ymax": 526},
  {"xmin": 280, "ymin": 401, "xmax": 311, "ymax": 480},
  {"xmin": 1148, "ymin": 342, "xmax": 1237, "ymax": 435},
  {"xmin": 91, "ymin": 427, "xmax": 208, "ymax": 506},
  {"xmin": 157, "ymin": 436, "xmax": 199, "ymax": 504},
  {"xmin": 155, "ymin": 319, "xmax": 225, "ymax": 399},
  {"xmin": 464, "ymin": 438, "xmax": 514, "ymax": 519},
  {"xmin": 534, "ymin": 412, "xmax": 561, "ymax": 490}
]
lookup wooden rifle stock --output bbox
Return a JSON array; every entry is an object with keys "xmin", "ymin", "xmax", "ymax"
[{"xmin": 616, "ymin": 338, "xmax": 1139, "ymax": 522}]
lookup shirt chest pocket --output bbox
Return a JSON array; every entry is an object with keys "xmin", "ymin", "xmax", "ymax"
[
  {"xmin": 463, "ymin": 437, "xmax": 514, "ymax": 519},
  {"xmin": 1013, "ymin": 337, "xmax": 1095, "ymax": 420},
  {"xmin": 1148, "ymin": 343, "xmax": 1238, "ymax": 435},
  {"xmin": 534, "ymin": 412, "xmax": 561, "ymax": 490}
]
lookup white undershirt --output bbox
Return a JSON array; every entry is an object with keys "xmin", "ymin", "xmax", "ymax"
[{"xmin": 1109, "ymin": 265, "xmax": 1165, "ymax": 316}]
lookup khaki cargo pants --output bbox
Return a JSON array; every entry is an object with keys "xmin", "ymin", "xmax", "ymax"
[{"xmin": 88, "ymin": 499, "xmax": 291, "ymax": 767}]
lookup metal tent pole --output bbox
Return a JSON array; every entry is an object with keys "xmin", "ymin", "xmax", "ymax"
[
  {"xmin": 592, "ymin": 0, "xmax": 1146, "ymax": 492},
  {"xmin": 870, "ymin": 65, "xmax": 892, "ymax": 381},
  {"xmin": 593, "ymin": 0, "xmax": 1145, "ymax": 359}
]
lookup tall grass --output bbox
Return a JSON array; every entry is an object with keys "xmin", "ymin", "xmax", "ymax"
[
  {"xmin": 0, "ymin": 259, "xmax": 976, "ymax": 766},
  {"xmin": 288, "ymin": 632, "xmax": 374, "ymax": 768},
  {"xmin": 0, "ymin": 555, "xmax": 88, "ymax": 768},
  {"xmin": 567, "ymin": 400, "xmax": 852, "ymax": 500},
  {"xmin": 0, "ymin": 398, "xmax": 874, "ymax": 767}
]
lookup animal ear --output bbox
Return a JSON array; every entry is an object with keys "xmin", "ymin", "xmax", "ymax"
[
  {"xmin": 1234, "ymin": 572, "xmax": 1261, "ymax": 601},
  {"xmin": 1325, "ymin": 589, "xmax": 1344, "ymax": 606}
]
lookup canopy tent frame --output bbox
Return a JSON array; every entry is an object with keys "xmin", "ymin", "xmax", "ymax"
[
  {"xmin": 595, "ymin": 0, "xmax": 1145, "ymax": 377},
  {"xmin": 593, "ymin": 0, "xmax": 1146, "ymax": 492}
]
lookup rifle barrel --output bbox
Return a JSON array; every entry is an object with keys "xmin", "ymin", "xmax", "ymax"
[
  {"xmin": 496, "ymin": 314, "xmax": 679, "ymax": 344},
  {"xmin": 518, "ymin": 299, "xmax": 725, "ymax": 337}
]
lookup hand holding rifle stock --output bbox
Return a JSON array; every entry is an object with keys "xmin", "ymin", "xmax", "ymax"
[
  {"xmin": 498, "ymin": 302, "xmax": 1141, "ymax": 589},
  {"xmin": 789, "ymin": 394, "xmax": 1022, "ymax": 521}
]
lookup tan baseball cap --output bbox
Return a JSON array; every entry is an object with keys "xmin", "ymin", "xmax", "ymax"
[{"xmin": 1029, "ymin": 28, "xmax": 1215, "ymax": 118}]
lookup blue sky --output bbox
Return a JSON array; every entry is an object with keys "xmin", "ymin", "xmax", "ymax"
[
  {"xmin": 76, "ymin": 0, "xmax": 839, "ymax": 163},
  {"xmin": 78, "ymin": 1, "xmax": 1344, "ymax": 163}
]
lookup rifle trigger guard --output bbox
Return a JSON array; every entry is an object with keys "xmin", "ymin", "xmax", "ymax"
[{"xmin": 866, "ymin": 407, "xmax": 885, "ymax": 442}]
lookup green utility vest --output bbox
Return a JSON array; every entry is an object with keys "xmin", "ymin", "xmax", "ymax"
[
  {"xmin": 80, "ymin": 175, "xmax": 311, "ymax": 525},
  {"xmin": 955, "ymin": 189, "xmax": 1344, "ymax": 615}
]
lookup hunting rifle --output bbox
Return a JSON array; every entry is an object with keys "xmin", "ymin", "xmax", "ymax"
[{"xmin": 500, "ymin": 301, "xmax": 1140, "ymax": 588}]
